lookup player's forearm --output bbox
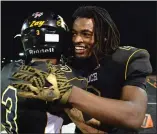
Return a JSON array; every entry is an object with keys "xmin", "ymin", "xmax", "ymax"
[{"xmin": 68, "ymin": 86, "xmax": 142, "ymax": 129}]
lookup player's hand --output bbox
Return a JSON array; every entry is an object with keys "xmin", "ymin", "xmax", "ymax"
[
  {"xmin": 64, "ymin": 108, "xmax": 107, "ymax": 134},
  {"xmin": 46, "ymin": 61, "xmax": 88, "ymax": 104},
  {"xmin": 11, "ymin": 61, "xmax": 88, "ymax": 104}
]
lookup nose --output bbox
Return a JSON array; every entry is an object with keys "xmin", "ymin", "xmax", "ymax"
[{"xmin": 73, "ymin": 35, "xmax": 83, "ymax": 43}]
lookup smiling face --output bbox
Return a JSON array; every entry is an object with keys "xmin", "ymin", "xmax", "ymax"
[{"xmin": 72, "ymin": 17, "xmax": 95, "ymax": 58}]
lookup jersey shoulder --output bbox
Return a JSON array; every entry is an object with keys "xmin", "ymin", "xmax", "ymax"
[
  {"xmin": 112, "ymin": 45, "xmax": 152, "ymax": 79},
  {"xmin": 112, "ymin": 46, "xmax": 148, "ymax": 63}
]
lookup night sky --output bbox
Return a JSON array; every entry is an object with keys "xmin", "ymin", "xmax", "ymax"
[{"xmin": 1, "ymin": 1, "xmax": 156, "ymax": 73}]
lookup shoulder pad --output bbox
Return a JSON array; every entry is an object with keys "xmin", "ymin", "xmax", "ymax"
[
  {"xmin": 112, "ymin": 46, "xmax": 152, "ymax": 79},
  {"xmin": 112, "ymin": 46, "xmax": 147, "ymax": 63}
]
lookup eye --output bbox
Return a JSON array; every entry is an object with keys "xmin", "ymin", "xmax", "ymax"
[
  {"xmin": 72, "ymin": 32, "xmax": 77, "ymax": 36},
  {"xmin": 82, "ymin": 32, "xmax": 91, "ymax": 38}
]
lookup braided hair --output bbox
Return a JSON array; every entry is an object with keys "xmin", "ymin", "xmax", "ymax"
[{"xmin": 72, "ymin": 6, "xmax": 120, "ymax": 58}]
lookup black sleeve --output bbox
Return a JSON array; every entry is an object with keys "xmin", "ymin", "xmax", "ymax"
[
  {"xmin": 1, "ymin": 61, "xmax": 23, "ymax": 91},
  {"xmin": 1, "ymin": 62, "xmax": 15, "ymax": 91},
  {"xmin": 123, "ymin": 49, "xmax": 152, "ymax": 89}
]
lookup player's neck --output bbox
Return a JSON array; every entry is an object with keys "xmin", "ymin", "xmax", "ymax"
[{"xmin": 32, "ymin": 58, "xmax": 57, "ymax": 64}]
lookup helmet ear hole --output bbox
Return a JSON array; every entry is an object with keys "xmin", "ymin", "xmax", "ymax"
[{"xmin": 21, "ymin": 12, "xmax": 70, "ymax": 59}]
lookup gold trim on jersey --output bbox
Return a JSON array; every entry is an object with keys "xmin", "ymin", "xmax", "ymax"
[
  {"xmin": 1, "ymin": 85, "xmax": 18, "ymax": 133},
  {"xmin": 125, "ymin": 49, "xmax": 148, "ymax": 80},
  {"xmin": 1, "ymin": 124, "xmax": 6, "ymax": 130}
]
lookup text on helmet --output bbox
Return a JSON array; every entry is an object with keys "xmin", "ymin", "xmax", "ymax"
[{"xmin": 30, "ymin": 21, "xmax": 45, "ymax": 27}]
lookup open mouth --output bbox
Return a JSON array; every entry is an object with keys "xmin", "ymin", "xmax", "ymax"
[{"xmin": 75, "ymin": 45, "xmax": 87, "ymax": 54}]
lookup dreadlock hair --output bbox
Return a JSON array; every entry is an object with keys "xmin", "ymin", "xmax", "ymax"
[{"xmin": 72, "ymin": 6, "xmax": 120, "ymax": 58}]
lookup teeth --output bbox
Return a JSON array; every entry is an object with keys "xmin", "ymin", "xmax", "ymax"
[
  {"xmin": 75, "ymin": 46, "xmax": 85, "ymax": 50},
  {"xmin": 75, "ymin": 47, "xmax": 84, "ymax": 50}
]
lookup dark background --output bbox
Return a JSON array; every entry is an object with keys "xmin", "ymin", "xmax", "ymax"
[{"xmin": 1, "ymin": 1, "xmax": 156, "ymax": 74}]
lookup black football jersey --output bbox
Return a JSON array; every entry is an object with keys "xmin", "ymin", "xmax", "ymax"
[
  {"xmin": 1, "ymin": 61, "xmax": 51, "ymax": 133},
  {"xmin": 1, "ymin": 61, "xmax": 63, "ymax": 134},
  {"xmin": 1, "ymin": 60, "xmax": 84, "ymax": 133},
  {"xmin": 71, "ymin": 46, "xmax": 152, "ymax": 133}
]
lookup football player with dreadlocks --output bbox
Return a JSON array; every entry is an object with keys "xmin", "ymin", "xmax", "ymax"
[
  {"xmin": 1, "ymin": 11, "xmax": 88, "ymax": 133},
  {"xmin": 66, "ymin": 5, "xmax": 153, "ymax": 133},
  {"xmin": 3, "ymin": 6, "xmax": 153, "ymax": 134}
]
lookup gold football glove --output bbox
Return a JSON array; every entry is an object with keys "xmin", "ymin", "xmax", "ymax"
[{"xmin": 12, "ymin": 61, "xmax": 88, "ymax": 104}]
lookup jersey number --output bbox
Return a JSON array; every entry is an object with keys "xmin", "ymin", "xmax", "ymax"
[
  {"xmin": 1, "ymin": 86, "xmax": 18, "ymax": 133},
  {"xmin": 119, "ymin": 46, "xmax": 134, "ymax": 50}
]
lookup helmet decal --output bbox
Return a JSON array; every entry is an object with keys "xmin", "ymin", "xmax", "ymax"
[
  {"xmin": 57, "ymin": 15, "xmax": 67, "ymax": 30},
  {"xmin": 29, "ymin": 21, "xmax": 45, "ymax": 27},
  {"xmin": 32, "ymin": 12, "xmax": 43, "ymax": 18}
]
